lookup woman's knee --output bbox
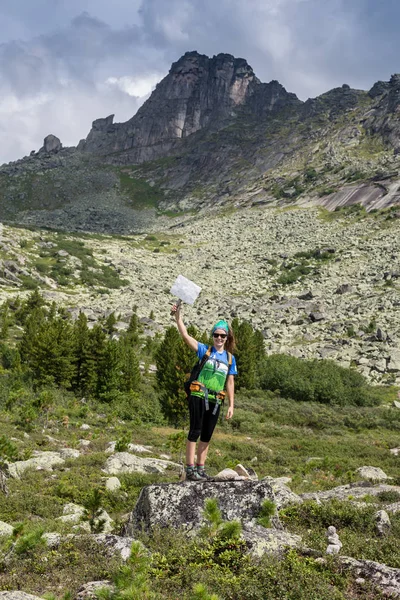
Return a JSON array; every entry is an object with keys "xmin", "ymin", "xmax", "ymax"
[{"xmin": 187, "ymin": 429, "xmax": 201, "ymax": 442}]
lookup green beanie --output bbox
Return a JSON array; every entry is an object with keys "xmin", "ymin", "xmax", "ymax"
[{"xmin": 212, "ymin": 320, "xmax": 229, "ymax": 334}]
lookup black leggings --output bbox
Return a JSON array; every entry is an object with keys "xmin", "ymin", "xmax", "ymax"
[{"xmin": 187, "ymin": 394, "xmax": 220, "ymax": 443}]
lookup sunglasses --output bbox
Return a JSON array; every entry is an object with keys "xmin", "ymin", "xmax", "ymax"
[{"xmin": 213, "ymin": 333, "xmax": 227, "ymax": 339}]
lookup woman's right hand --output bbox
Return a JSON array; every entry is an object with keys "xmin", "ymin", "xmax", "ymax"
[{"xmin": 170, "ymin": 303, "xmax": 181, "ymax": 319}]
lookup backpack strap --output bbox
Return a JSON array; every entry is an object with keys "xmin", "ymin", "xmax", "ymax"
[{"xmin": 227, "ymin": 351, "xmax": 232, "ymax": 367}]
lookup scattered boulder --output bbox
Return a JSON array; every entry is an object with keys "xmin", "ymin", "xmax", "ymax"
[
  {"xmin": 6, "ymin": 451, "xmax": 65, "ymax": 479},
  {"xmin": 57, "ymin": 503, "xmax": 85, "ymax": 524},
  {"xmin": 103, "ymin": 452, "xmax": 180, "ymax": 475},
  {"xmin": 335, "ymin": 283, "xmax": 354, "ymax": 295},
  {"xmin": 390, "ymin": 448, "xmax": 400, "ymax": 456},
  {"xmin": 59, "ymin": 448, "xmax": 80, "ymax": 460},
  {"xmin": 75, "ymin": 581, "xmax": 114, "ymax": 600},
  {"xmin": 302, "ymin": 483, "xmax": 400, "ymax": 502},
  {"xmin": 42, "ymin": 532, "xmax": 62, "ymax": 548},
  {"xmin": 92, "ymin": 534, "xmax": 140, "ymax": 561},
  {"xmin": 105, "ymin": 477, "xmax": 121, "ymax": 492},
  {"xmin": 214, "ymin": 468, "xmax": 244, "ymax": 481},
  {"xmin": 374, "ymin": 510, "xmax": 391, "ymax": 537},
  {"xmin": 0, "ymin": 520, "xmax": 13, "ymax": 537},
  {"xmin": 340, "ymin": 556, "xmax": 400, "ymax": 598},
  {"xmin": 242, "ymin": 523, "xmax": 302, "ymax": 557},
  {"xmin": 309, "ymin": 311, "xmax": 325, "ymax": 322},
  {"xmin": 356, "ymin": 466, "xmax": 389, "ymax": 481}
]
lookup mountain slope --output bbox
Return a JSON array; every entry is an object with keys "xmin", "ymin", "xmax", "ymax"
[{"xmin": 0, "ymin": 51, "xmax": 400, "ymax": 232}]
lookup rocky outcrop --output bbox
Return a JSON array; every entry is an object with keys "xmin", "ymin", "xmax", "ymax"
[
  {"xmin": 123, "ymin": 480, "xmax": 302, "ymax": 535},
  {"xmin": 365, "ymin": 74, "xmax": 400, "ymax": 152},
  {"xmin": 339, "ymin": 556, "xmax": 400, "ymax": 598},
  {"xmin": 103, "ymin": 452, "xmax": 181, "ymax": 475},
  {"xmin": 39, "ymin": 134, "xmax": 62, "ymax": 154}
]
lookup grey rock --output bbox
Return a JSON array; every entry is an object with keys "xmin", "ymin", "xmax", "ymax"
[
  {"xmin": 302, "ymin": 483, "xmax": 400, "ymax": 502},
  {"xmin": 92, "ymin": 534, "xmax": 140, "ymax": 561},
  {"xmin": 105, "ymin": 477, "xmax": 121, "ymax": 492},
  {"xmin": 234, "ymin": 464, "xmax": 258, "ymax": 480},
  {"xmin": 6, "ymin": 451, "xmax": 65, "ymax": 479},
  {"xmin": 40, "ymin": 134, "xmax": 62, "ymax": 153},
  {"xmin": 374, "ymin": 510, "xmax": 391, "ymax": 536},
  {"xmin": 124, "ymin": 480, "xmax": 301, "ymax": 536},
  {"xmin": 309, "ymin": 312, "xmax": 325, "ymax": 322},
  {"xmin": 339, "ymin": 555, "xmax": 400, "ymax": 598},
  {"xmin": 390, "ymin": 448, "xmax": 400, "ymax": 456},
  {"xmin": 104, "ymin": 452, "xmax": 180, "ymax": 475},
  {"xmin": 58, "ymin": 448, "xmax": 80, "ymax": 460},
  {"xmin": 214, "ymin": 468, "xmax": 244, "ymax": 481},
  {"xmin": 241, "ymin": 523, "xmax": 302, "ymax": 557},
  {"xmin": 335, "ymin": 283, "xmax": 354, "ymax": 294},
  {"xmin": 75, "ymin": 581, "xmax": 114, "ymax": 600},
  {"xmin": 0, "ymin": 520, "xmax": 13, "ymax": 537},
  {"xmin": 393, "ymin": 400, "xmax": 400, "ymax": 409},
  {"xmin": 0, "ymin": 594, "xmax": 44, "ymax": 600},
  {"xmin": 356, "ymin": 466, "xmax": 389, "ymax": 481},
  {"xmin": 42, "ymin": 532, "xmax": 62, "ymax": 548}
]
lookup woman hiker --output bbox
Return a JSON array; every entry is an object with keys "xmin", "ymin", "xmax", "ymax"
[{"xmin": 172, "ymin": 303, "xmax": 237, "ymax": 481}]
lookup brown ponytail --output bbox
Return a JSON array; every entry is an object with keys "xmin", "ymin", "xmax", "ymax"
[{"xmin": 225, "ymin": 326, "xmax": 236, "ymax": 354}]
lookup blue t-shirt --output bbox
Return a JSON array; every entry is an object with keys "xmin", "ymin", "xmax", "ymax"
[{"xmin": 195, "ymin": 343, "xmax": 237, "ymax": 394}]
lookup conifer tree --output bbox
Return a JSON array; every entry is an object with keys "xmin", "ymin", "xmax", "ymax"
[
  {"xmin": 20, "ymin": 309, "xmax": 76, "ymax": 388},
  {"xmin": 72, "ymin": 312, "xmax": 97, "ymax": 397},
  {"xmin": 120, "ymin": 338, "xmax": 141, "ymax": 392},
  {"xmin": 96, "ymin": 339, "xmax": 122, "ymax": 401},
  {"xmin": 105, "ymin": 312, "xmax": 117, "ymax": 335},
  {"xmin": 155, "ymin": 325, "xmax": 201, "ymax": 425},
  {"xmin": 155, "ymin": 327, "xmax": 186, "ymax": 424},
  {"xmin": 231, "ymin": 319, "xmax": 257, "ymax": 389},
  {"xmin": 126, "ymin": 310, "xmax": 140, "ymax": 345}
]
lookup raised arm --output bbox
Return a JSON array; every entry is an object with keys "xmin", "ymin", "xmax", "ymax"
[{"xmin": 171, "ymin": 303, "xmax": 198, "ymax": 352}]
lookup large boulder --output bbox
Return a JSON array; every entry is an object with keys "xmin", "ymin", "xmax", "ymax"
[{"xmin": 124, "ymin": 480, "xmax": 302, "ymax": 535}]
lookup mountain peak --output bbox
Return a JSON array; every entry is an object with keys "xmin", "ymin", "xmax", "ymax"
[{"xmin": 79, "ymin": 50, "xmax": 263, "ymax": 161}]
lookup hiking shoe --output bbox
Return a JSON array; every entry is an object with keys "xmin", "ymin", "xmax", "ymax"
[
  {"xmin": 185, "ymin": 468, "xmax": 203, "ymax": 482},
  {"xmin": 196, "ymin": 468, "xmax": 212, "ymax": 481}
]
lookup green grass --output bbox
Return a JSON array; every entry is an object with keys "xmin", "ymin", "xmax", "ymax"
[{"xmin": 118, "ymin": 171, "xmax": 164, "ymax": 209}]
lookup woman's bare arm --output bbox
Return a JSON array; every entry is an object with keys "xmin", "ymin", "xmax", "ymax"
[
  {"xmin": 172, "ymin": 303, "xmax": 198, "ymax": 352},
  {"xmin": 225, "ymin": 375, "xmax": 234, "ymax": 419}
]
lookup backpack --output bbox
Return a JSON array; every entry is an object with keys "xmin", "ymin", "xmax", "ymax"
[{"xmin": 184, "ymin": 346, "xmax": 232, "ymax": 398}]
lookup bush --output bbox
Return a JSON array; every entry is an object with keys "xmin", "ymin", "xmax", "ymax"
[{"xmin": 259, "ymin": 354, "xmax": 380, "ymax": 406}]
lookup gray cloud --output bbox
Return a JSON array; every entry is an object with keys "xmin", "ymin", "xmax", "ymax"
[{"xmin": 0, "ymin": 0, "xmax": 399, "ymax": 164}]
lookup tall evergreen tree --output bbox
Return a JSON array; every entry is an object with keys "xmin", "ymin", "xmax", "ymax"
[
  {"xmin": 126, "ymin": 310, "xmax": 140, "ymax": 345},
  {"xmin": 232, "ymin": 319, "xmax": 257, "ymax": 390},
  {"xmin": 72, "ymin": 312, "xmax": 97, "ymax": 397},
  {"xmin": 120, "ymin": 338, "xmax": 141, "ymax": 392},
  {"xmin": 96, "ymin": 339, "xmax": 122, "ymax": 400}
]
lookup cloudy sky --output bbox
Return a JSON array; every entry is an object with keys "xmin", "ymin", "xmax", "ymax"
[{"xmin": 1, "ymin": 0, "xmax": 399, "ymax": 165}]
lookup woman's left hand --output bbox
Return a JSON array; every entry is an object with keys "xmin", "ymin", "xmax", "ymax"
[{"xmin": 225, "ymin": 406, "xmax": 234, "ymax": 420}]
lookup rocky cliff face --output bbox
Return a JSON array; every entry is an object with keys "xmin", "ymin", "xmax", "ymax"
[{"xmin": 78, "ymin": 51, "xmax": 299, "ymax": 163}]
